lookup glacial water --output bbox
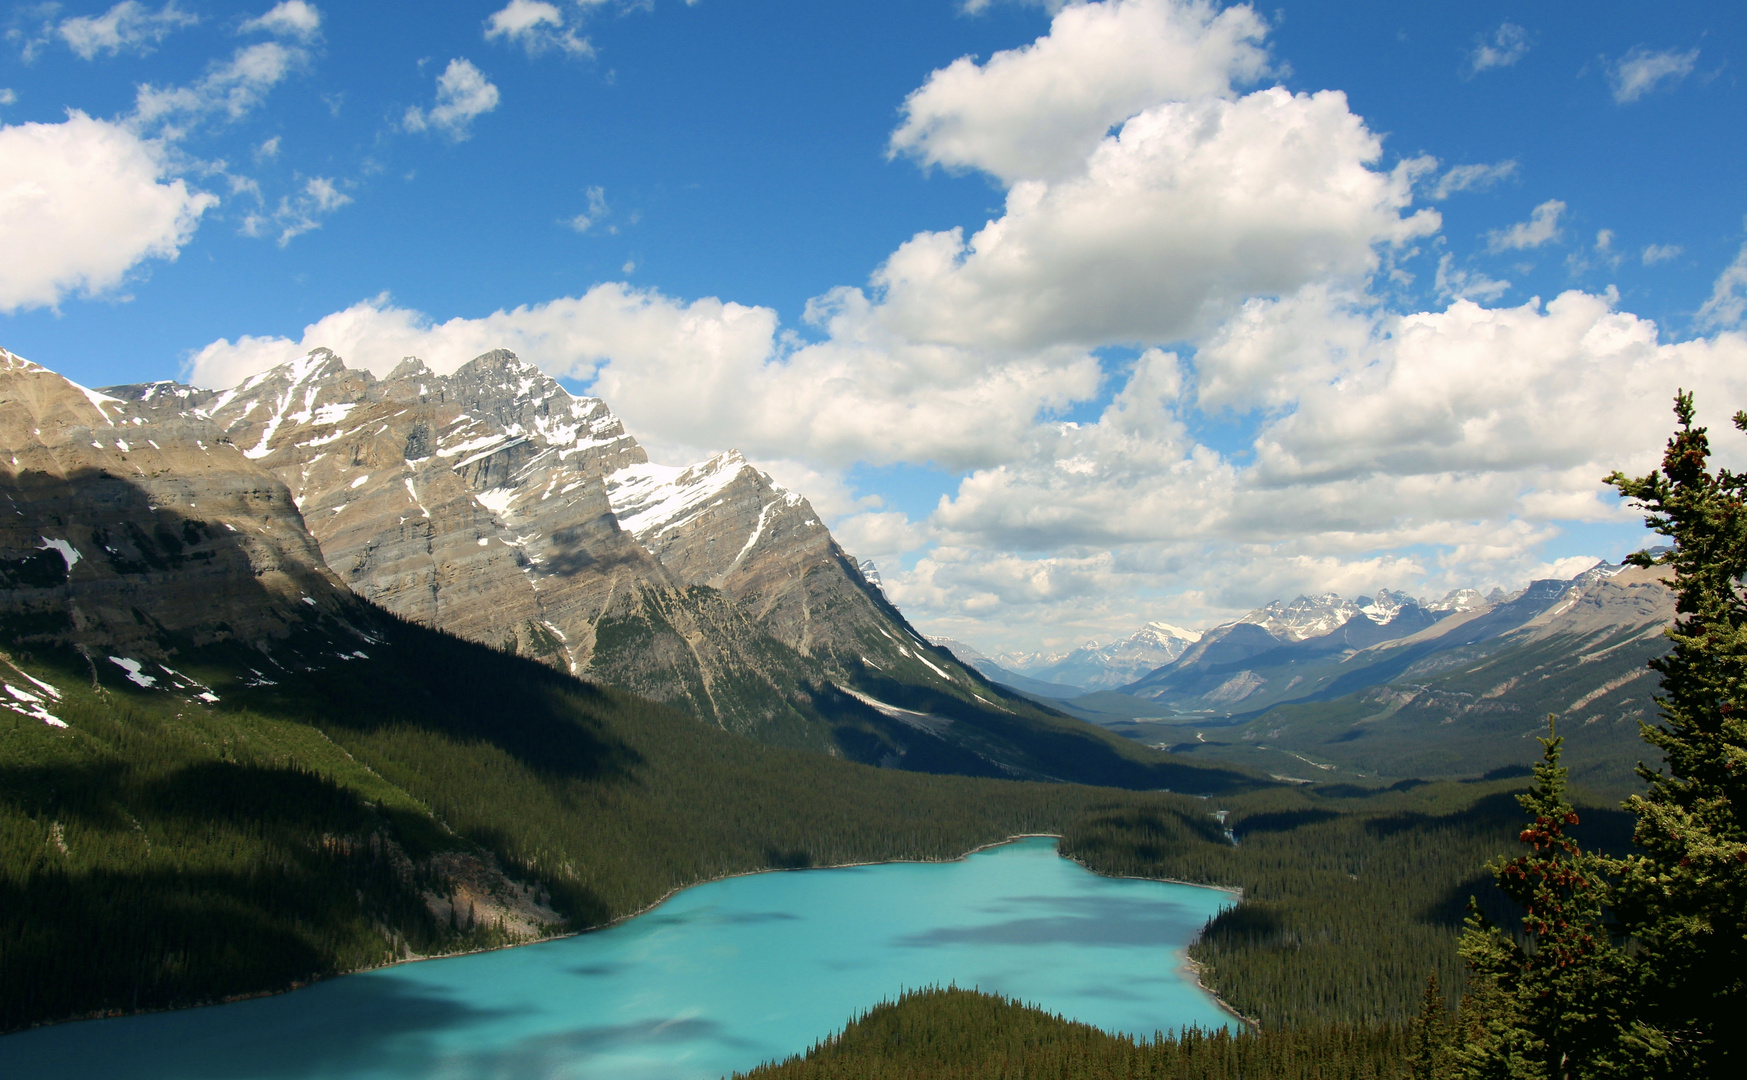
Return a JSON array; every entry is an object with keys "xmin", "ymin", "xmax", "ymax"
[{"xmin": 1, "ymin": 837, "xmax": 1237, "ymax": 1079}]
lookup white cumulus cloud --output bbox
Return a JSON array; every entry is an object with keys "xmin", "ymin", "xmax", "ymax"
[
  {"xmin": 1468, "ymin": 22, "xmax": 1528, "ymax": 74},
  {"xmin": 241, "ymin": 175, "xmax": 351, "ymax": 245},
  {"xmin": 484, "ymin": 0, "xmax": 592, "ymax": 57},
  {"xmin": 873, "ymin": 87, "xmax": 1437, "ymax": 352},
  {"xmin": 1427, "ymin": 160, "xmax": 1516, "ymax": 200},
  {"xmin": 566, "ymin": 185, "xmax": 610, "ymax": 232},
  {"xmin": 0, "ymin": 111, "xmax": 216, "ymax": 312},
  {"xmin": 904, "ymin": 289, "xmax": 1747, "ymax": 645},
  {"xmin": 133, "ymin": 40, "xmax": 309, "ymax": 138},
  {"xmin": 404, "ymin": 59, "xmax": 500, "ymax": 141},
  {"xmin": 240, "ymin": 1, "xmax": 322, "ymax": 41},
  {"xmin": 1641, "ymin": 243, "xmax": 1682, "ymax": 266},
  {"xmin": 1434, "ymin": 254, "xmax": 1510, "ymax": 302},
  {"xmin": 1699, "ymin": 243, "xmax": 1747, "ymax": 330},
  {"xmin": 890, "ymin": 0, "xmax": 1271, "ymax": 184}
]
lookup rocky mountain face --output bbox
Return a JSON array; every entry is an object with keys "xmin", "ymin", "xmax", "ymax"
[
  {"xmin": 1190, "ymin": 563, "xmax": 1676, "ymax": 793},
  {"xmin": 0, "ymin": 348, "xmax": 375, "ymax": 687},
  {"xmin": 59, "ymin": 346, "xmax": 1214, "ymax": 788},
  {"xmin": 100, "ymin": 348, "xmax": 929, "ymax": 740}
]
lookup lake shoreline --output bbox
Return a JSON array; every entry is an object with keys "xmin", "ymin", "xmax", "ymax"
[
  {"xmin": 1053, "ymin": 851, "xmax": 1253, "ymax": 1030},
  {"xmin": 10, "ymin": 833, "xmax": 1256, "ymax": 1039}
]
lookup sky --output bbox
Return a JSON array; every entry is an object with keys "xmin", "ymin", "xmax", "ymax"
[{"xmin": 3, "ymin": 0, "xmax": 1746, "ymax": 658}]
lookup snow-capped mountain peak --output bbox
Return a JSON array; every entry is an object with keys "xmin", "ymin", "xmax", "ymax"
[
  {"xmin": 1357, "ymin": 588, "xmax": 1423, "ymax": 626},
  {"xmin": 1240, "ymin": 593, "xmax": 1360, "ymax": 641},
  {"xmin": 998, "ymin": 620, "xmax": 1205, "ymax": 691},
  {"xmin": 608, "ymin": 450, "xmax": 768, "ymax": 541},
  {"xmin": 1140, "ymin": 621, "xmax": 1202, "ymax": 645},
  {"xmin": 858, "ymin": 559, "xmax": 885, "ymax": 593},
  {"xmin": 1429, "ymin": 588, "xmax": 1485, "ymax": 612},
  {"xmin": 92, "ymin": 346, "xmax": 954, "ymax": 735}
]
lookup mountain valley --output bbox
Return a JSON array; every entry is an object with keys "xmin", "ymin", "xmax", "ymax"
[
  {"xmin": 946, "ymin": 566, "xmax": 1673, "ymax": 796},
  {"xmin": 0, "ymin": 344, "xmax": 1267, "ymax": 1033},
  {"xmin": 0, "ymin": 342, "xmax": 1685, "ymax": 1060}
]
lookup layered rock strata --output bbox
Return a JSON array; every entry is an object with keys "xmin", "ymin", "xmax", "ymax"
[
  {"xmin": 0, "ymin": 348, "xmax": 369, "ymax": 669},
  {"xmin": 105, "ymin": 348, "xmax": 972, "ymax": 737}
]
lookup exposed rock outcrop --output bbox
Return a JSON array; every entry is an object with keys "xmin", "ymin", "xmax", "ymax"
[
  {"xmin": 102, "ymin": 348, "xmax": 975, "ymax": 738},
  {"xmin": 0, "ymin": 348, "xmax": 368, "ymax": 667}
]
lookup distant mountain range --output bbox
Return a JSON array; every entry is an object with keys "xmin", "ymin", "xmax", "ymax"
[
  {"xmin": 939, "ymin": 564, "xmax": 1672, "ymax": 795},
  {"xmin": 936, "ymin": 622, "xmax": 1202, "ymax": 698}
]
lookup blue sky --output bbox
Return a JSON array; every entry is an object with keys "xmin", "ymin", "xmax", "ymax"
[{"xmin": 3, "ymin": 1, "xmax": 1744, "ymax": 654}]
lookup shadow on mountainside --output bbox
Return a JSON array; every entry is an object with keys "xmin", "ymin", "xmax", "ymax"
[
  {"xmin": 249, "ymin": 614, "xmax": 646, "ymax": 787},
  {"xmin": 0, "ymin": 465, "xmax": 646, "ymax": 788},
  {"xmin": 0, "ymin": 751, "xmax": 477, "ymax": 1032}
]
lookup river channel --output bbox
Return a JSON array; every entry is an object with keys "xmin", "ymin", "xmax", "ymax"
[{"xmin": 1, "ymin": 836, "xmax": 1237, "ymax": 1079}]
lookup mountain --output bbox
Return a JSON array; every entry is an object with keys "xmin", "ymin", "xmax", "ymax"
[
  {"xmin": 1120, "ymin": 588, "xmax": 1445, "ymax": 714},
  {"xmin": 0, "ymin": 349, "xmax": 377, "ymax": 676},
  {"xmin": 108, "ymin": 349, "xmax": 833, "ymax": 738},
  {"xmin": 54, "ymin": 346, "xmax": 1246, "ymax": 790},
  {"xmin": 931, "ymin": 638, "xmax": 1086, "ymax": 700},
  {"xmin": 1, "ymin": 344, "xmax": 1267, "ymax": 1031},
  {"xmin": 1020, "ymin": 623, "xmax": 1204, "ymax": 691},
  {"xmin": 980, "ymin": 622, "xmax": 1204, "ymax": 693},
  {"xmin": 1102, "ymin": 563, "xmax": 1674, "ymax": 794}
]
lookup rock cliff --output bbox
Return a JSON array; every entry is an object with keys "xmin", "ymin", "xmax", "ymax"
[
  {"xmin": 0, "ymin": 348, "xmax": 371, "ymax": 676},
  {"xmin": 102, "ymin": 348, "xmax": 984, "ymax": 745}
]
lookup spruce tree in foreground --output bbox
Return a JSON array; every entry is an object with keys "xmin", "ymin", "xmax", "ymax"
[
  {"xmin": 1408, "ymin": 973, "xmax": 1453, "ymax": 1080},
  {"xmin": 1604, "ymin": 392, "xmax": 1747, "ymax": 1076},
  {"xmin": 1455, "ymin": 721, "xmax": 1625, "ymax": 1080}
]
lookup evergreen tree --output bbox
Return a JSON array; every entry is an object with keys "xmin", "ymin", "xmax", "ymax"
[
  {"xmin": 1605, "ymin": 392, "xmax": 1747, "ymax": 1076},
  {"xmin": 1408, "ymin": 973, "xmax": 1453, "ymax": 1080},
  {"xmin": 1454, "ymin": 720, "xmax": 1625, "ymax": 1080}
]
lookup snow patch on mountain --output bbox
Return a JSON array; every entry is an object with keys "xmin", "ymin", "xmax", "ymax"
[
  {"xmin": 606, "ymin": 450, "xmax": 788, "ymax": 543},
  {"xmin": 858, "ymin": 559, "xmax": 885, "ymax": 594},
  {"xmin": 38, "ymin": 537, "xmax": 80, "ymax": 572},
  {"xmin": 1358, "ymin": 588, "xmax": 1420, "ymax": 625}
]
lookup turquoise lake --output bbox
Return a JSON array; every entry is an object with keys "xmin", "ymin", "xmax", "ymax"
[{"xmin": 1, "ymin": 837, "xmax": 1237, "ymax": 1079}]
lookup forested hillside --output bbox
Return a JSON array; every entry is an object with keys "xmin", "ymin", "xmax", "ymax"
[
  {"xmin": 0, "ymin": 607, "xmax": 1259, "ymax": 1033},
  {"xmin": 4, "ymin": 598, "xmax": 1596, "ymax": 1037},
  {"xmin": 1063, "ymin": 777, "xmax": 1635, "ymax": 1029},
  {"xmin": 738, "ymin": 987, "xmax": 1407, "ymax": 1080}
]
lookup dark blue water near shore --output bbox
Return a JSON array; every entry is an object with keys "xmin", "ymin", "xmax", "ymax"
[{"xmin": 2, "ymin": 837, "xmax": 1236, "ymax": 1078}]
